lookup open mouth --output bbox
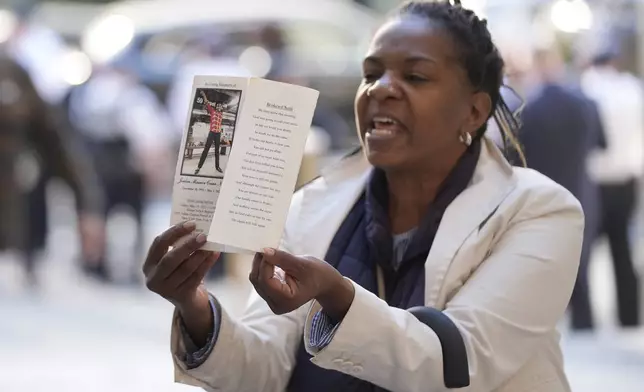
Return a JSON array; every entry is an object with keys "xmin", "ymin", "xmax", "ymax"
[{"xmin": 367, "ymin": 116, "xmax": 404, "ymax": 139}]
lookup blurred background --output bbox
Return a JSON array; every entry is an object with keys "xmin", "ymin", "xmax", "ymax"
[{"xmin": 0, "ymin": 0, "xmax": 643, "ymax": 390}]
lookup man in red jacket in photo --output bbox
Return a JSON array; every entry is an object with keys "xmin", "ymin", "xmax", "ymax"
[{"xmin": 195, "ymin": 91, "xmax": 224, "ymax": 175}]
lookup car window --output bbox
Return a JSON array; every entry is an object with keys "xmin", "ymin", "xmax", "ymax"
[
  {"xmin": 135, "ymin": 20, "xmax": 368, "ymax": 77},
  {"xmin": 282, "ymin": 21, "xmax": 368, "ymax": 75},
  {"xmin": 139, "ymin": 28, "xmax": 198, "ymax": 65},
  {"xmin": 284, "ymin": 21, "xmax": 356, "ymax": 49},
  {"xmin": 285, "ymin": 21, "xmax": 366, "ymax": 60}
]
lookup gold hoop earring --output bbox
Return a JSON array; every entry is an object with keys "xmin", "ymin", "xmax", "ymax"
[{"xmin": 459, "ymin": 132, "xmax": 472, "ymax": 147}]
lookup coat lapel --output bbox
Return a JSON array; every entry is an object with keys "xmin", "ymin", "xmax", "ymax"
[
  {"xmin": 291, "ymin": 152, "xmax": 371, "ymax": 258},
  {"xmin": 292, "ymin": 138, "xmax": 517, "ymax": 307},
  {"xmin": 424, "ymin": 138, "xmax": 517, "ymax": 306}
]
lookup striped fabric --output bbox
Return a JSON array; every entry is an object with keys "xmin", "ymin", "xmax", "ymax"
[
  {"xmin": 309, "ymin": 229, "xmax": 417, "ymax": 350},
  {"xmin": 179, "ymin": 295, "xmax": 220, "ymax": 369},
  {"xmin": 309, "ymin": 311, "xmax": 341, "ymax": 349}
]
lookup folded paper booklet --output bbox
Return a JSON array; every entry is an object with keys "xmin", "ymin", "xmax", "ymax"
[{"xmin": 170, "ymin": 76, "xmax": 319, "ymax": 253}]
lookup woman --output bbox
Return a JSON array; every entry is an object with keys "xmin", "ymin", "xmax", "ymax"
[{"xmin": 143, "ymin": 1, "xmax": 584, "ymax": 391}]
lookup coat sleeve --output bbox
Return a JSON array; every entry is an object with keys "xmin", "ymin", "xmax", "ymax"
[
  {"xmin": 303, "ymin": 185, "xmax": 584, "ymax": 392},
  {"xmin": 171, "ymin": 192, "xmax": 309, "ymax": 392},
  {"xmin": 171, "ymin": 290, "xmax": 309, "ymax": 392}
]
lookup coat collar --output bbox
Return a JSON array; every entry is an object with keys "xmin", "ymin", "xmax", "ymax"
[
  {"xmin": 291, "ymin": 150, "xmax": 371, "ymax": 257},
  {"xmin": 422, "ymin": 137, "xmax": 516, "ymax": 305},
  {"xmin": 292, "ymin": 137, "xmax": 517, "ymax": 303}
]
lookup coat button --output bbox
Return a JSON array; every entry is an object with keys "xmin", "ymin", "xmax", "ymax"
[
  {"xmin": 351, "ymin": 365, "xmax": 364, "ymax": 374},
  {"xmin": 332, "ymin": 359, "xmax": 344, "ymax": 367},
  {"xmin": 341, "ymin": 361, "xmax": 354, "ymax": 373}
]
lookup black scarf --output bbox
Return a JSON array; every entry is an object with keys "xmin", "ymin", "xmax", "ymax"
[{"xmin": 287, "ymin": 139, "xmax": 481, "ymax": 392}]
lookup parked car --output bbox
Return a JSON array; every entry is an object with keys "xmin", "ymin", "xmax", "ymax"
[
  {"xmin": 80, "ymin": 0, "xmax": 382, "ymax": 146},
  {"xmin": 29, "ymin": 1, "xmax": 107, "ymax": 46}
]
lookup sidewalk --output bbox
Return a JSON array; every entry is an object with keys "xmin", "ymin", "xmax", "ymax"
[{"xmin": 1, "ymin": 191, "xmax": 642, "ymax": 391}]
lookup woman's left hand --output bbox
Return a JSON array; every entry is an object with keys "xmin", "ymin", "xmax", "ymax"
[{"xmin": 249, "ymin": 248, "xmax": 355, "ymax": 321}]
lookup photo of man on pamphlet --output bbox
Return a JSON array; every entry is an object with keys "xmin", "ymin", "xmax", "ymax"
[
  {"xmin": 171, "ymin": 75, "xmax": 319, "ymax": 253},
  {"xmin": 180, "ymin": 87, "xmax": 242, "ymax": 178}
]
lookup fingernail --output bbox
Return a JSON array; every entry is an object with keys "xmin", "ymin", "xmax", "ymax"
[
  {"xmin": 183, "ymin": 221, "xmax": 197, "ymax": 230},
  {"xmin": 196, "ymin": 233, "xmax": 207, "ymax": 243},
  {"xmin": 263, "ymin": 248, "xmax": 275, "ymax": 256}
]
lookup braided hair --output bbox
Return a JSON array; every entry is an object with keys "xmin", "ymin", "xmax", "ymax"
[{"xmin": 396, "ymin": 0, "xmax": 526, "ymax": 166}]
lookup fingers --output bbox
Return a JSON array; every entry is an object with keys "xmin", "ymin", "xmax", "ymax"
[
  {"xmin": 250, "ymin": 250, "xmax": 321, "ymax": 315},
  {"xmin": 250, "ymin": 252, "xmax": 280, "ymax": 289},
  {"xmin": 249, "ymin": 253, "xmax": 280, "ymax": 309},
  {"xmin": 259, "ymin": 256, "xmax": 275, "ymax": 284},
  {"xmin": 249, "ymin": 252, "xmax": 295, "ymax": 310},
  {"xmin": 177, "ymin": 252, "xmax": 220, "ymax": 293},
  {"xmin": 166, "ymin": 250, "xmax": 211, "ymax": 289},
  {"xmin": 261, "ymin": 248, "xmax": 307, "ymax": 278},
  {"xmin": 248, "ymin": 252, "xmax": 263, "ymax": 286},
  {"xmin": 155, "ymin": 232, "xmax": 207, "ymax": 280},
  {"xmin": 264, "ymin": 267, "xmax": 294, "ymax": 300},
  {"xmin": 143, "ymin": 221, "xmax": 197, "ymax": 274},
  {"xmin": 259, "ymin": 257, "xmax": 289, "ymax": 296}
]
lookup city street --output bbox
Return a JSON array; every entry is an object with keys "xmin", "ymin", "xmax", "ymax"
[{"xmin": 1, "ymin": 191, "xmax": 643, "ymax": 391}]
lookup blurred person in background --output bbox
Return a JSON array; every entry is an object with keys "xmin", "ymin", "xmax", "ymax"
[
  {"xmin": 167, "ymin": 36, "xmax": 250, "ymax": 136},
  {"xmin": 257, "ymin": 23, "xmax": 290, "ymax": 81},
  {"xmin": 581, "ymin": 49, "xmax": 643, "ymax": 328},
  {"xmin": 0, "ymin": 52, "xmax": 104, "ymax": 287},
  {"xmin": 255, "ymin": 23, "xmax": 354, "ymax": 151},
  {"xmin": 144, "ymin": 2, "xmax": 584, "ymax": 391},
  {"xmin": 273, "ymin": 71, "xmax": 353, "ymax": 152},
  {"xmin": 2, "ymin": 1, "xmax": 98, "ymax": 285},
  {"xmin": 485, "ymin": 82, "xmax": 525, "ymax": 154},
  {"xmin": 65, "ymin": 63, "xmax": 175, "ymax": 283},
  {"xmin": 518, "ymin": 48, "xmax": 606, "ymax": 331},
  {"xmin": 4, "ymin": 0, "xmax": 72, "ymax": 106}
]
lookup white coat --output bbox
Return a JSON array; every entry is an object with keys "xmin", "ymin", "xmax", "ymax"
[{"xmin": 170, "ymin": 137, "xmax": 584, "ymax": 392}]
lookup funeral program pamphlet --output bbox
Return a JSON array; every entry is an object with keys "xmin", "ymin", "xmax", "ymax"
[{"xmin": 170, "ymin": 76, "xmax": 320, "ymax": 253}]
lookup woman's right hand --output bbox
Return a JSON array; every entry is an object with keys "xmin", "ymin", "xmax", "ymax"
[{"xmin": 143, "ymin": 221, "xmax": 219, "ymax": 311}]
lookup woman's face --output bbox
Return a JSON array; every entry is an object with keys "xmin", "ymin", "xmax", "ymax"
[{"xmin": 355, "ymin": 16, "xmax": 491, "ymax": 170}]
